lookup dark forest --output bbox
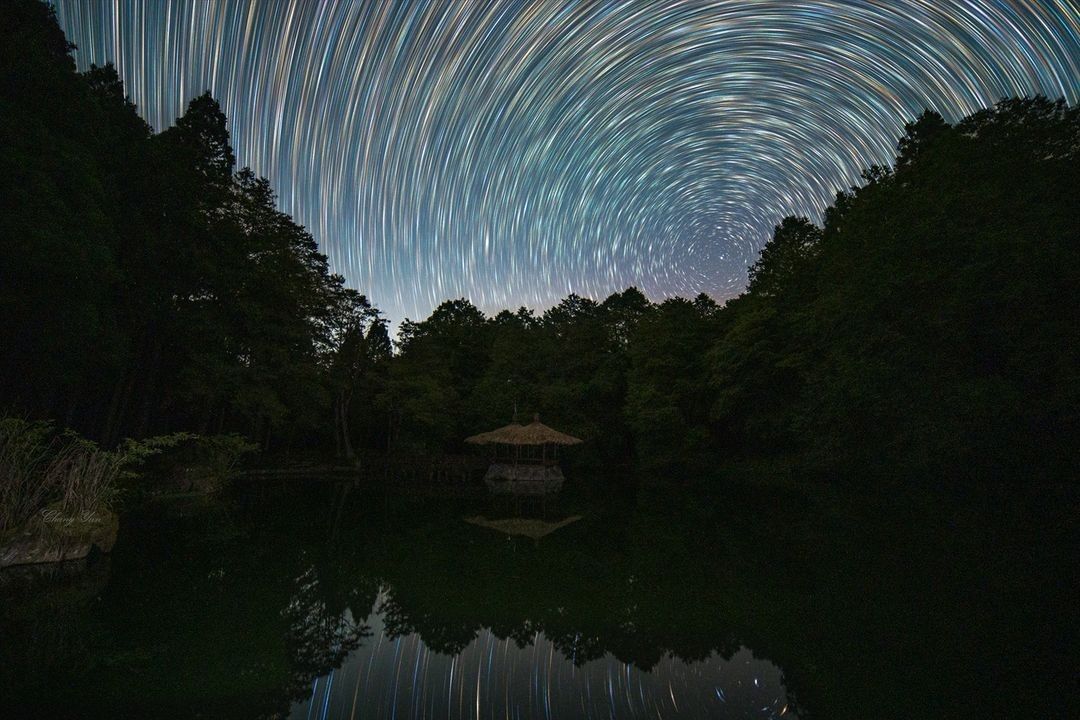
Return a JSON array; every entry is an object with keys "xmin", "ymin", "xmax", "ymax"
[{"xmin": 3, "ymin": 2, "xmax": 1077, "ymax": 492}]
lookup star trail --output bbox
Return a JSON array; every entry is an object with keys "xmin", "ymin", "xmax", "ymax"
[
  {"xmin": 52, "ymin": 1, "xmax": 1080, "ymax": 325},
  {"xmin": 289, "ymin": 590, "xmax": 795, "ymax": 720}
]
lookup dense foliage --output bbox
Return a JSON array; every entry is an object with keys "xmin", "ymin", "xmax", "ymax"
[
  {"xmin": 1, "ymin": 2, "xmax": 380, "ymax": 451},
  {"xmin": 379, "ymin": 98, "xmax": 1079, "ymax": 491},
  {"xmin": 3, "ymin": 3, "xmax": 1077, "ymax": 490},
  {"xmin": 0, "ymin": 418, "xmax": 189, "ymax": 533}
]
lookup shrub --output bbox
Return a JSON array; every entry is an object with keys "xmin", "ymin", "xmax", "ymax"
[
  {"xmin": 191, "ymin": 434, "xmax": 259, "ymax": 491},
  {"xmin": 0, "ymin": 418, "xmax": 191, "ymax": 533}
]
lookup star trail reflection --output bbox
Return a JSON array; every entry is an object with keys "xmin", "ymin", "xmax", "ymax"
[
  {"xmin": 50, "ymin": 1, "xmax": 1080, "ymax": 325},
  {"xmin": 291, "ymin": 590, "xmax": 793, "ymax": 720}
]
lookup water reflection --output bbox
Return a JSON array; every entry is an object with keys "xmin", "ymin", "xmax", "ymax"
[
  {"xmin": 290, "ymin": 590, "xmax": 794, "ymax": 720},
  {"xmin": 1, "ymin": 478, "xmax": 1071, "ymax": 718}
]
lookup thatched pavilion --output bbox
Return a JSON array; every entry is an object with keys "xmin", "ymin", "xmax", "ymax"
[{"xmin": 465, "ymin": 414, "xmax": 582, "ymax": 495}]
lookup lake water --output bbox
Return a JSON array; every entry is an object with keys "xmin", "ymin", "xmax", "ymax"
[
  {"xmin": 0, "ymin": 475, "xmax": 1073, "ymax": 718},
  {"xmin": 291, "ymin": 595, "xmax": 791, "ymax": 719}
]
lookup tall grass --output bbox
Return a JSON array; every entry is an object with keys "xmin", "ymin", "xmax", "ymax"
[
  {"xmin": 0, "ymin": 418, "xmax": 190, "ymax": 534},
  {"xmin": 0, "ymin": 419, "xmax": 57, "ymax": 533}
]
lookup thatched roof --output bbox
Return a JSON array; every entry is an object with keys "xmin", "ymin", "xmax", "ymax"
[
  {"xmin": 465, "ymin": 414, "xmax": 583, "ymax": 446},
  {"xmin": 464, "ymin": 422, "xmax": 522, "ymax": 445}
]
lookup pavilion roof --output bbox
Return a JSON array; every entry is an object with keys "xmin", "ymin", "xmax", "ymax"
[
  {"xmin": 464, "ymin": 421, "xmax": 523, "ymax": 445},
  {"xmin": 465, "ymin": 414, "xmax": 582, "ymax": 446}
]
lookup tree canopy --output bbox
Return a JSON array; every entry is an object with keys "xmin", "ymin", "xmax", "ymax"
[{"xmin": 3, "ymin": 1, "xmax": 1076, "ymax": 489}]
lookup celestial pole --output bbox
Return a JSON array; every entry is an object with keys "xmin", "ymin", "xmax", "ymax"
[{"xmin": 53, "ymin": 0, "xmax": 1080, "ymax": 325}]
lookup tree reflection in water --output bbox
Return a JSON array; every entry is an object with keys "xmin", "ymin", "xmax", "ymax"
[
  {"xmin": 293, "ymin": 588, "xmax": 793, "ymax": 719},
  {"xmin": 1, "ymin": 475, "xmax": 1072, "ymax": 718}
]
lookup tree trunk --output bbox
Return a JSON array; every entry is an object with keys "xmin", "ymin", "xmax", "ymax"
[
  {"xmin": 136, "ymin": 338, "xmax": 163, "ymax": 438},
  {"xmin": 338, "ymin": 390, "xmax": 355, "ymax": 461},
  {"xmin": 102, "ymin": 374, "xmax": 134, "ymax": 445},
  {"xmin": 62, "ymin": 388, "xmax": 80, "ymax": 430},
  {"xmin": 333, "ymin": 399, "xmax": 342, "ymax": 459}
]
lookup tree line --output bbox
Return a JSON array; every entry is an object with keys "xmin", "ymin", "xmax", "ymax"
[
  {"xmin": 2, "ymin": 1, "xmax": 387, "ymax": 453},
  {"xmin": 319, "ymin": 94, "xmax": 1079, "ymax": 492},
  {"xmin": 3, "ymin": 1, "xmax": 1077, "ymax": 489}
]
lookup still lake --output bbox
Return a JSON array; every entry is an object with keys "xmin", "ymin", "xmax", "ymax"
[{"xmin": 0, "ymin": 473, "xmax": 1073, "ymax": 718}]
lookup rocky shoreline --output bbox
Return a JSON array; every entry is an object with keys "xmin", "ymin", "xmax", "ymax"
[{"xmin": 0, "ymin": 505, "xmax": 118, "ymax": 568}]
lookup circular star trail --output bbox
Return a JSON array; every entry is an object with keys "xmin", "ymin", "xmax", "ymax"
[{"xmin": 53, "ymin": 1, "xmax": 1080, "ymax": 325}]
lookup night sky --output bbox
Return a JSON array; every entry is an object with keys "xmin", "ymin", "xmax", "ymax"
[{"xmin": 53, "ymin": 1, "xmax": 1080, "ymax": 326}]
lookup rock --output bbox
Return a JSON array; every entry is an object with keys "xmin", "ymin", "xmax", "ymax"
[{"xmin": 0, "ymin": 505, "xmax": 119, "ymax": 568}]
